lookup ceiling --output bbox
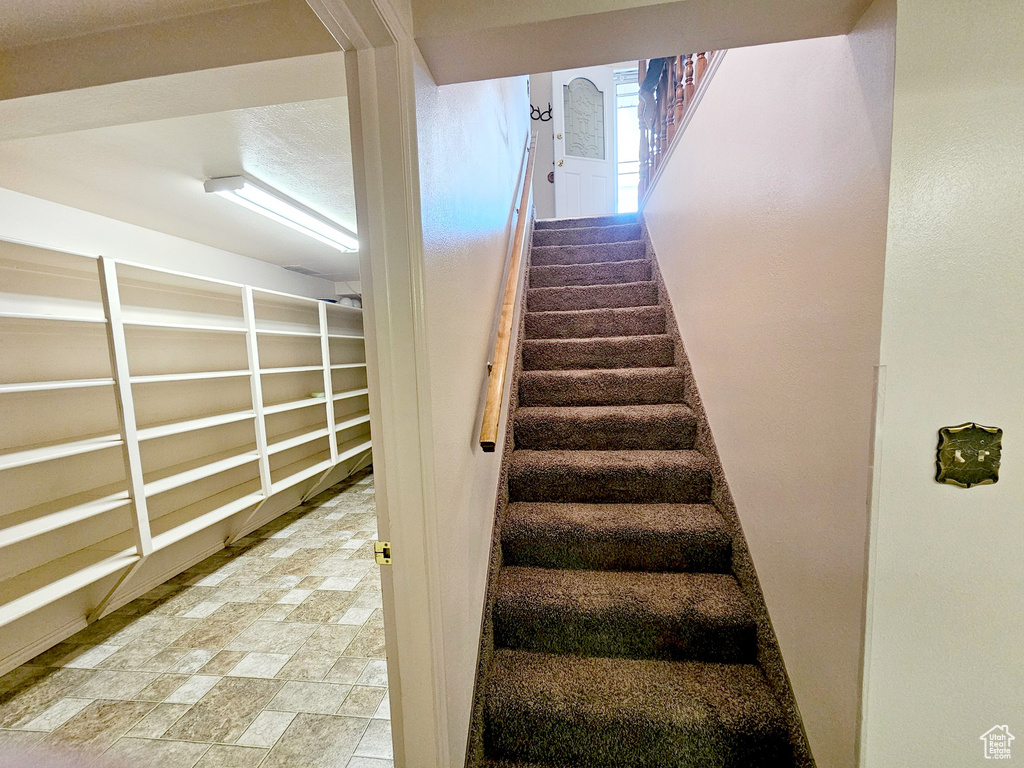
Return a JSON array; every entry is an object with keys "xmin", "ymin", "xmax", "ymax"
[
  {"xmin": 0, "ymin": 95, "xmax": 359, "ymax": 281},
  {"xmin": 0, "ymin": 0, "xmax": 265, "ymax": 48}
]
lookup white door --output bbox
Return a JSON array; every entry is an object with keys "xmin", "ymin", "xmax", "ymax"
[{"xmin": 552, "ymin": 65, "xmax": 617, "ymax": 217}]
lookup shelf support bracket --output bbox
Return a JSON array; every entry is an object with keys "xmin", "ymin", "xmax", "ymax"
[
  {"xmin": 86, "ymin": 554, "xmax": 146, "ymax": 624},
  {"xmin": 224, "ymin": 496, "xmax": 270, "ymax": 546}
]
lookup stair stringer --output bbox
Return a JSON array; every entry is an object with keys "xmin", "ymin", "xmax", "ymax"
[{"xmin": 641, "ymin": 219, "xmax": 816, "ymax": 768}]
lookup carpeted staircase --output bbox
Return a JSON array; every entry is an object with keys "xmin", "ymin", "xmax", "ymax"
[{"xmin": 469, "ymin": 212, "xmax": 810, "ymax": 768}]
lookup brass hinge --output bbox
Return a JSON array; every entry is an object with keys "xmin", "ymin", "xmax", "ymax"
[{"xmin": 374, "ymin": 541, "xmax": 392, "ymax": 565}]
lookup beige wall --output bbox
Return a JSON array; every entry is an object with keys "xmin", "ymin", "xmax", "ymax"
[
  {"xmin": 642, "ymin": 3, "xmax": 895, "ymax": 765},
  {"xmin": 861, "ymin": 1, "xmax": 1024, "ymax": 765},
  {"xmin": 414, "ymin": 59, "xmax": 531, "ymax": 766}
]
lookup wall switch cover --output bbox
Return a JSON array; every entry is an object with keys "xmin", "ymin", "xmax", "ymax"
[{"xmin": 936, "ymin": 422, "xmax": 1002, "ymax": 488}]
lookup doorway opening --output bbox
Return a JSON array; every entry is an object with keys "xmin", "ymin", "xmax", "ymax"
[{"xmin": 613, "ymin": 66, "xmax": 641, "ymax": 214}]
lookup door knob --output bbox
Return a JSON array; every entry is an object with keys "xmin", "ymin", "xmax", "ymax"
[
  {"xmin": 557, "ymin": 159, "xmax": 564, "ymax": 167},
  {"xmin": 556, "ymin": 133, "xmax": 563, "ymax": 139}
]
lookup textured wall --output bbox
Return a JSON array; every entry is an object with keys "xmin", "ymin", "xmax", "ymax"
[
  {"xmin": 414, "ymin": 58, "xmax": 531, "ymax": 766},
  {"xmin": 861, "ymin": 0, "xmax": 1024, "ymax": 764},
  {"xmin": 642, "ymin": 3, "xmax": 896, "ymax": 765}
]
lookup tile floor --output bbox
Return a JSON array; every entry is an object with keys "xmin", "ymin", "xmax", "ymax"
[{"xmin": 0, "ymin": 469, "xmax": 392, "ymax": 768}]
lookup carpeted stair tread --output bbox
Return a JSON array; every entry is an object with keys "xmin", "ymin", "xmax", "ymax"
[
  {"xmin": 525, "ymin": 306, "xmax": 666, "ymax": 339},
  {"xmin": 470, "ymin": 213, "xmax": 805, "ymax": 768},
  {"xmin": 529, "ymin": 259, "xmax": 651, "ymax": 288},
  {"xmin": 515, "ymin": 404, "xmax": 696, "ymax": 450},
  {"xmin": 527, "ymin": 281, "xmax": 658, "ymax": 312},
  {"xmin": 503, "ymin": 502, "xmax": 732, "ymax": 572},
  {"xmin": 485, "ymin": 649, "xmax": 793, "ymax": 768},
  {"xmin": 532, "ymin": 222, "xmax": 642, "ymax": 246},
  {"xmin": 509, "ymin": 449, "xmax": 712, "ymax": 503},
  {"xmin": 531, "ymin": 240, "xmax": 645, "ymax": 266},
  {"xmin": 519, "ymin": 367, "xmax": 686, "ymax": 407},
  {"xmin": 494, "ymin": 567, "xmax": 756, "ymax": 662},
  {"xmin": 522, "ymin": 335, "xmax": 674, "ymax": 371},
  {"xmin": 534, "ymin": 213, "xmax": 637, "ymax": 230}
]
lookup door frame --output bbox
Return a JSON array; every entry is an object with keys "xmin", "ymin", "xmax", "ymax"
[{"xmin": 305, "ymin": 1, "xmax": 449, "ymax": 765}]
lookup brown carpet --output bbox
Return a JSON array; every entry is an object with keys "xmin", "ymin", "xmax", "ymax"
[{"xmin": 468, "ymin": 213, "xmax": 808, "ymax": 768}]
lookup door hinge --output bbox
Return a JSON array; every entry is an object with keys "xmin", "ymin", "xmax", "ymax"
[{"xmin": 374, "ymin": 541, "xmax": 392, "ymax": 565}]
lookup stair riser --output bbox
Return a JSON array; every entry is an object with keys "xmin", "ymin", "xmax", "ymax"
[
  {"xmin": 525, "ymin": 307, "xmax": 666, "ymax": 339},
  {"xmin": 522, "ymin": 336, "xmax": 674, "ymax": 371},
  {"xmin": 518, "ymin": 371, "xmax": 686, "ymax": 407},
  {"xmin": 534, "ymin": 214, "xmax": 637, "ymax": 230},
  {"xmin": 529, "ymin": 260, "xmax": 651, "ymax": 288},
  {"xmin": 514, "ymin": 412, "xmax": 696, "ymax": 450},
  {"xmin": 533, "ymin": 223, "xmax": 642, "ymax": 246},
  {"xmin": 531, "ymin": 241, "xmax": 645, "ymax": 266},
  {"xmin": 527, "ymin": 282, "xmax": 658, "ymax": 312},
  {"xmin": 484, "ymin": 709, "xmax": 792, "ymax": 768},
  {"xmin": 502, "ymin": 530, "xmax": 731, "ymax": 572},
  {"xmin": 493, "ymin": 607, "xmax": 756, "ymax": 663},
  {"xmin": 509, "ymin": 465, "xmax": 712, "ymax": 504}
]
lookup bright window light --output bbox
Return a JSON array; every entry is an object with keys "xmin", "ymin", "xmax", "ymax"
[{"xmin": 204, "ymin": 175, "xmax": 358, "ymax": 252}]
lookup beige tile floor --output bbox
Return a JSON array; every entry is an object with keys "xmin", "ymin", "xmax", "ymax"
[{"xmin": 0, "ymin": 469, "xmax": 392, "ymax": 768}]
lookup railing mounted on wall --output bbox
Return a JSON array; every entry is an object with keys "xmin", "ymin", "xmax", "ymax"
[
  {"xmin": 479, "ymin": 133, "xmax": 538, "ymax": 452},
  {"xmin": 638, "ymin": 51, "xmax": 720, "ymax": 200}
]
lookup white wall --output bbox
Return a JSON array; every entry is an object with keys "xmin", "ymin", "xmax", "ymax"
[
  {"xmin": 0, "ymin": 187, "xmax": 336, "ymax": 298},
  {"xmin": 861, "ymin": 1, "xmax": 1024, "ymax": 765},
  {"xmin": 642, "ymin": 3, "xmax": 895, "ymax": 765},
  {"xmin": 528, "ymin": 73, "xmax": 556, "ymax": 219},
  {"xmin": 413, "ymin": 60, "xmax": 531, "ymax": 766}
]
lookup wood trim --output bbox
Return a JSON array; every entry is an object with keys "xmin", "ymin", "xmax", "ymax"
[
  {"xmin": 639, "ymin": 49, "xmax": 728, "ymax": 211},
  {"xmin": 480, "ymin": 133, "xmax": 537, "ymax": 451}
]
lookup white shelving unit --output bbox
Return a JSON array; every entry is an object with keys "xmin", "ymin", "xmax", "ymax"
[{"xmin": 0, "ymin": 240, "xmax": 372, "ymax": 659}]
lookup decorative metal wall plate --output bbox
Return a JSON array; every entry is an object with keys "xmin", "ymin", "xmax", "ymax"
[{"xmin": 936, "ymin": 422, "xmax": 1002, "ymax": 487}]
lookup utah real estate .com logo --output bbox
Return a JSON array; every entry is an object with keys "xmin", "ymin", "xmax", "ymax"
[{"xmin": 980, "ymin": 725, "xmax": 1014, "ymax": 759}]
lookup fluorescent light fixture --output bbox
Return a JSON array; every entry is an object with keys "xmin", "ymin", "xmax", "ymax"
[{"xmin": 204, "ymin": 175, "xmax": 358, "ymax": 252}]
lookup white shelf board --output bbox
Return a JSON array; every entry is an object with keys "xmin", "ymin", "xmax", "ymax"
[
  {"xmin": 0, "ymin": 433, "xmax": 123, "ymax": 472},
  {"xmin": 333, "ymin": 388, "xmax": 369, "ymax": 402},
  {"xmin": 328, "ymin": 333, "xmax": 365, "ymax": 340},
  {"xmin": 0, "ymin": 311, "xmax": 107, "ymax": 325},
  {"xmin": 270, "ymin": 454, "xmax": 334, "ymax": 495},
  {"xmin": 325, "ymin": 302, "xmax": 362, "ymax": 313},
  {"xmin": 260, "ymin": 365, "xmax": 324, "ymax": 375},
  {"xmin": 267, "ymin": 427, "xmax": 330, "ymax": 456},
  {"xmin": 251, "ymin": 286, "xmax": 322, "ymax": 305},
  {"xmin": 143, "ymin": 447, "xmax": 260, "ymax": 497},
  {"xmin": 151, "ymin": 488, "xmax": 265, "ymax": 552},
  {"xmin": 0, "ymin": 378, "xmax": 114, "ymax": 395},
  {"xmin": 130, "ymin": 369, "xmax": 251, "ymax": 385},
  {"xmin": 256, "ymin": 328, "xmax": 322, "ymax": 338},
  {"xmin": 0, "ymin": 486, "xmax": 131, "ymax": 551},
  {"xmin": 0, "ymin": 543, "xmax": 139, "ymax": 628},
  {"xmin": 136, "ymin": 410, "xmax": 255, "ymax": 442},
  {"xmin": 263, "ymin": 396, "xmax": 328, "ymax": 415},
  {"xmin": 330, "ymin": 363, "xmax": 367, "ymax": 370},
  {"xmin": 335, "ymin": 413, "xmax": 371, "ymax": 433},
  {"xmin": 336, "ymin": 436, "xmax": 372, "ymax": 463},
  {"xmin": 115, "ymin": 258, "xmax": 244, "ymax": 295},
  {"xmin": 123, "ymin": 320, "xmax": 248, "ymax": 334}
]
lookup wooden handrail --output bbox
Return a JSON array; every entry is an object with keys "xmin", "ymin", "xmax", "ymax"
[{"xmin": 480, "ymin": 132, "xmax": 537, "ymax": 451}]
